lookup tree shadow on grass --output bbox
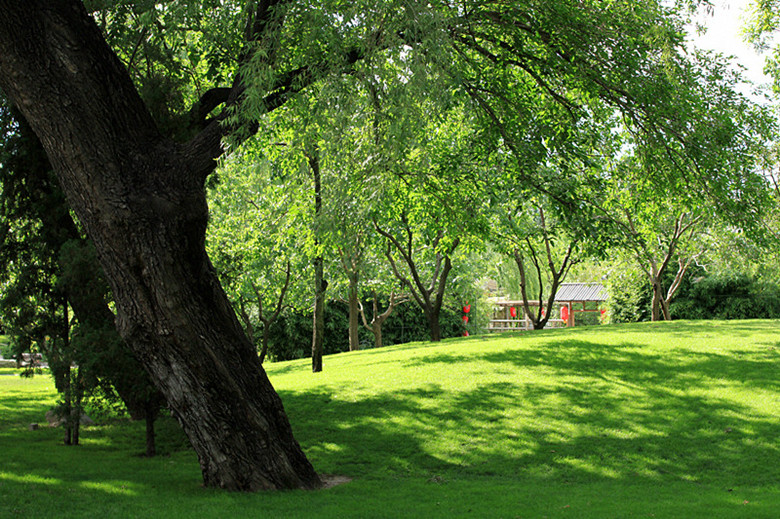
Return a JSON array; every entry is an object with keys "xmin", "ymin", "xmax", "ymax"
[
  {"xmin": 0, "ymin": 392, "xmax": 56, "ymax": 429},
  {"xmin": 279, "ymin": 336, "xmax": 780, "ymax": 488},
  {"xmin": 593, "ymin": 319, "xmax": 780, "ymax": 339}
]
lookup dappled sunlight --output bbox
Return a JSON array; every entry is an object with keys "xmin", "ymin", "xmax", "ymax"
[
  {"xmin": 79, "ymin": 480, "xmax": 139, "ymax": 496},
  {"xmin": 1, "ymin": 321, "xmax": 778, "ymax": 517},
  {"xmin": 560, "ymin": 457, "xmax": 622, "ymax": 479}
]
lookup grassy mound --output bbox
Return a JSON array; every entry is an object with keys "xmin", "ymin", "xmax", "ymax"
[{"xmin": 1, "ymin": 320, "xmax": 778, "ymax": 518}]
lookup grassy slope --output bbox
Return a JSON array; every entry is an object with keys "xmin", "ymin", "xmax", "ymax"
[{"xmin": 0, "ymin": 320, "xmax": 778, "ymax": 518}]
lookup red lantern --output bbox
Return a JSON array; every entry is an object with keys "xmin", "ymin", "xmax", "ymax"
[
  {"xmin": 561, "ymin": 306, "xmax": 569, "ymax": 321},
  {"xmin": 509, "ymin": 307, "xmax": 517, "ymax": 318},
  {"xmin": 462, "ymin": 315, "xmax": 469, "ymax": 324},
  {"xmin": 463, "ymin": 304, "xmax": 471, "ymax": 314}
]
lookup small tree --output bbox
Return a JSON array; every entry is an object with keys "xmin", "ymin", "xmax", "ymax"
[
  {"xmin": 505, "ymin": 203, "xmax": 581, "ymax": 329},
  {"xmin": 358, "ymin": 291, "xmax": 408, "ymax": 349}
]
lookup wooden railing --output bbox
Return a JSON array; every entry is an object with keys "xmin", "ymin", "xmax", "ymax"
[{"xmin": 487, "ymin": 318, "xmax": 566, "ymax": 332}]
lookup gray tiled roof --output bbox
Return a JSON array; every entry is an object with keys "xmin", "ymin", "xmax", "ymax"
[{"xmin": 553, "ymin": 283, "xmax": 607, "ymax": 302}]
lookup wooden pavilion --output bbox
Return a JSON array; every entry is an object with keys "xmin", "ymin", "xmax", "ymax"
[{"xmin": 488, "ymin": 282, "xmax": 607, "ymax": 331}]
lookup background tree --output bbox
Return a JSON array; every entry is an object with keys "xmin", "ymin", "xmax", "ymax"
[
  {"xmin": 0, "ymin": 99, "xmax": 164, "ymax": 454},
  {"xmin": 599, "ymin": 159, "xmax": 708, "ymax": 322},
  {"xmin": 502, "ymin": 199, "xmax": 583, "ymax": 329},
  {"xmin": 207, "ymin": 149, "xmax": 308, "ymax": 364}
]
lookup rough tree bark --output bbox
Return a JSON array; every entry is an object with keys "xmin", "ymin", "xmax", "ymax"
[{"xmin": 0, "ymin": 1, "xmax": 320, "ymax": 490}]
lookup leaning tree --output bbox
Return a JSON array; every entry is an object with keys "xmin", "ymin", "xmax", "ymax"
[{"xmin": 0, "ymin": 0, "xmax": 755, "ymax": 491}]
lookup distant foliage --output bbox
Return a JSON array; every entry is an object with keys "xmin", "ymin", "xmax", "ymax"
[
  {"xmin": 607, "ymin": 262, "xmax": 780, "ymax": 322},
  {"xmin": 671, "ymin": 274, "xmax": 780, "ymax": 320},
  {"xmin": 0, "ymin": 336, "xmax": 12, "ymax": 359}
]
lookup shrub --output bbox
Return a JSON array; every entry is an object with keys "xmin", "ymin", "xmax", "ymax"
[{"xmin": 605, "ymin": 265, "xmax": 651, "ymax": 323}]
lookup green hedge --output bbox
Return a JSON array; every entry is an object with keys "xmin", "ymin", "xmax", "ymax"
[
  {"xmin": 671, "ymin": 274, "xmax": 780, "ymax": 320},
  {"xmin": 264, "ymin": 300, "xmax": 465, "ymax": 362}
]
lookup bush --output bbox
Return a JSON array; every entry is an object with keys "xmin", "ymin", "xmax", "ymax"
[{"xmin": 0, "ymin": 335, "xmax": 12, "ymax": 359}]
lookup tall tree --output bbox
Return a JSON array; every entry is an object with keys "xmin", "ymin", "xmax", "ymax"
[
  {"xmin": 375, "ymin": 216, "xmax": 461, "ymax": 343},
  {"xmin": 507, "ymin": 203, "xmax": 582, "ymax": 330}
]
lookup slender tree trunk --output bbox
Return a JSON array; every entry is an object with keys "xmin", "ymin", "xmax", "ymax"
[
  {"xmin": 347, "ymin": 273, "xmax": 360, "ymax": 351},
  {"xmin": 253, "ymin": 265, "xmax": 289, "ymax": 365},
  {"xmin": 72, "ymin": 367, "xmax": 82, "ymax": 447},
  {"xmin": 145, "ymin": 414, "xmax": 156, "ymax": 457},
  {"xmin": 144, "ymin": 399, "xmax": 157, "ymax": 457},
  {"xmin": 651, "ymin": 279, "xmax": 664, "ymax": 322},
  {"xmin": 0, "ymin": 2, "xmax": 320, "ymax": 491},
  {"xmin": 312, "ymin": 256, "xmax": 325, "ymax": 372},
  {"xmin": 63, "ymin": 302, "xmax": 75, "ymax": 445},
  {"xmin": 375, "ymin": 222, "xmax": 458, "ymax": 344},
  {"xmin": 372, "ymin": 323, "xmax": 383, "ymax": 349},
  {"xmin": 660, "ymin": 298, "xmax": 672, "ymax": 321},
  {"xmin": 63, "ymin": 364, "xmax": 73, "ymax": 446},
  {"xmin": 359, "ymin": 293, "xmax": 401, "ymax": 349},
  {"xmin": 308, "ymin": 145, "xmax": 325, "ymax": 372},
  {"xmin": 259, "ymin": 326, "xmax": 271, "ymax": 364}
]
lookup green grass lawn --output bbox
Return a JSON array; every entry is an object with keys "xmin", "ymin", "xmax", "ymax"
[{"xmin": 1, "ymin": 320, "xmax": 778, "ymax": 518}]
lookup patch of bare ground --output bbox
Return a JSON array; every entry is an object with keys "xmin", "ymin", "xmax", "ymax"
[{"xmin": 320, "ymin": 474, "xmax": 352, "ymax": 489}]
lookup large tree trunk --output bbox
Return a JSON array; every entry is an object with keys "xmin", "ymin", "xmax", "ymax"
[{"xmin": 0, "ymin": 1, "xmax": 320, "ymax": 491}]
